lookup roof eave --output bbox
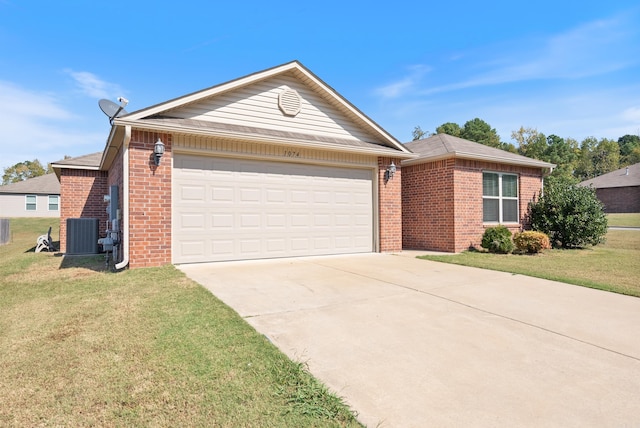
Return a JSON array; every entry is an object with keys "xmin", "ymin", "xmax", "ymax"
[
  {"xmin": 117, "ymin": 119, "xmax": 416, "ymax": 159},
  {"xmin": 402, "ymin": 151, "xmax": 555, "ymax": 171},
  {"xmin": 117, "ymin": 60, "xmax": 410, "ymax": 155}
]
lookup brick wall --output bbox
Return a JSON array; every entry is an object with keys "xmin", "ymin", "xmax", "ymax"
[
  {"xmin": 378, "ymin": 156, "xmax": 402, "ymax": 252},
  {"xmin": 127, "ymin": 130, "xmax": 172, "ymax": 268},
  {"xmin": 596, "ymin": 186, "xmax": 640, "ymax": 213},
  {"xmin": 402, "ymin": 159, "xmax": 456, "ymax": 252},
  {"xmin": 59, "ymin": 169, "xmax": 108, "ymax": 252},
  {"xmin": 402, "ymin": 158, "xmax": 545, "ymax": 252}
]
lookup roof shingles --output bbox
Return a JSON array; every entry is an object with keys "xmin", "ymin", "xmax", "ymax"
[
  {"xmin": 403, "ymin": 134, "xmax": 554, "ymax": 169},
  {"xmin": 579, "ymin": 162, "xmax": 640, "ymax": 189},
  {"xmin": 0, "ymin": 173, "xmax": 60, "ymax": 194}
]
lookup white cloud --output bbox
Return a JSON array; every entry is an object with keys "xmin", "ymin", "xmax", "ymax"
[
  {"xmin": 374, "ymin": 65, "xmax": 431, "ymax": 99},
  {"xmin": 65, "ymin": 70, "xmax": 124, "ymax": 99},
  {"xmin": 622, "ymin": 106, "xmax": 640, "ymax": 123},
  {"xmin": 419, "ymin": 13, "xmax": 639, "ymax": 96},
  {"xmin": 0, "ymin": 81, "xmax": 105, "ymax": 173}
]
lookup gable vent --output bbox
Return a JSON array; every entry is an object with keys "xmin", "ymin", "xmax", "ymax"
[{"xmin": 278, "ymin": 88, "xmax": 301, "ymax": 116}]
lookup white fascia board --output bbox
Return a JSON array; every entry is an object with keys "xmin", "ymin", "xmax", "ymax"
[
  {"xmin": 291, "ymin": 64, "xmax": 410, "ymax": 154},
  {"xmin": 121, "ymin": 62, "xmax": 301, "ymax": 121},
  {"xmin": 119, "ymin": 61, "xmax": 410, "ymax": 155},
  {"xmin": 119, "ymin": 119, "xmax": 416, "ymax": 159}
]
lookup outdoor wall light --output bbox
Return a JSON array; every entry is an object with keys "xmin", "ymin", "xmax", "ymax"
[
  {"xmin": 385, "ymin": 161, "xmax": 396, "ymax": 181},
  {"xmin": 154, "ymin": 138, "xmax": 165, "ymax": 166}
]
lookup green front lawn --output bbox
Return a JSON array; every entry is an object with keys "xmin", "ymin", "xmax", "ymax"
[
  {"xmin": 0, "ymin": 218, "xmax": 361, "ymax": 427},
  {"xmin": 607, "ymin": 213, "xmax": 640, "ymax": 227},
  {"xmin": 418, "ymin": 229, "xmax": 640, "ymax": 297}
]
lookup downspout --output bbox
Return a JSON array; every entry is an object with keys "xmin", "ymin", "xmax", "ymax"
[
  {"xmin": 541, "ymin": 165, "xmax": 555, "ymax": 198},
  {"xmin": 115, "ymin": 125, "xmax": 131, "ymax": 270}
]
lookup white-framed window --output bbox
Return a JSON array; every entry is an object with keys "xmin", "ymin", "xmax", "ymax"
[
  {"xmin": 25, "ymin": 194, "xmax": 37, "ymax": 211},
  {"xmin": 48, "ymin": 195, "xmax": 59, "ymax": 211},
  {"xmin": 483, "ymin": 172, "xmax": 519, "ymax": 223}
]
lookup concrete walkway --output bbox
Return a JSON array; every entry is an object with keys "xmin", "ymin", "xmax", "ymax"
[{"xmin": 178, "ymin": 253, "xmax": 640, "ymax": 427}]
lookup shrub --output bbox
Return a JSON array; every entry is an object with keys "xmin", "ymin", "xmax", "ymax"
[
  {"xmin": 481, "ymin": 225, "xmax": 514, "ymax": 254},
  {"xmin": 529, "ymin": 178, "xmax": 608, "ymax": 248},
  {"xmin": 513, "ymin": 231, "xmax": 551, "ymax": 254}
]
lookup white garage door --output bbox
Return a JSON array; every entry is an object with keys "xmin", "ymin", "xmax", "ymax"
[{"xmin": 173, "ymin": 154, "xmax": 374, "ymax": 263}]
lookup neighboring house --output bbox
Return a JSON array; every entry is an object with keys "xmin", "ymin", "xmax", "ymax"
[
  {"xmin": 0, "ymin": 173, "xmax": 61, "ymax": 218},
  {"xmin": 579, "ymin": 163, "xmax": 640, "ymax": 213},
  {"xmin": 401, "ymin": 134, "xmax": 555, "ymax": 253},
  {"xmin": 52, "ymin": 61, "xmax": 414, "ymax": 268}
]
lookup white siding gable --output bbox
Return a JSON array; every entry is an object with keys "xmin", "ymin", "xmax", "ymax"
[{"xmin": 162, "ymin": 73, "xmax": 381, "ymax": 144}]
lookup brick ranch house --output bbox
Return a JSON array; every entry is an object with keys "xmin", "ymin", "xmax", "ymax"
[
  {"xmin": 402, "ymin": 134, "xmax": 554, "ymax": 253},
  {"xmin": 52, "ymin": 61, "xmax": 414, "ymax": 269},
  {"xmin": 579, "ymin": 162, "xmax": 640, "ymax": 213}
]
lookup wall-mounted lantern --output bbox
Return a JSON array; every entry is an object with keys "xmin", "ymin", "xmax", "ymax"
[
  {"xmin": 154, "ymin": 138, "xmax": 165, "ymax": 166},
  {"xmin": 385, "ymin": 161, "xmax": 396, "ymax": 181}
]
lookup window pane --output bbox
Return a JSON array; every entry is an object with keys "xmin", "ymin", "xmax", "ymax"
[
  {"xmin": 483, "ymin": 173, "xmax": 499, "ymax": 196},
  {"xmin": 503, "ymin": 199, "xmax": 518, "ymax": 222},
  {"xmin": 483, "ymin": 199, "xmax": 499, "ymax": 222},
  {"xmin": 502, "ymin": 175, "xmax": 518, "ymax": 197},
  {"xmin": 48, "ymin": 195, "xmax": 59, "ymax": 211},
  {"xmin": 26, "ymin": 195, "xmax": 36, "ymax": 211}
]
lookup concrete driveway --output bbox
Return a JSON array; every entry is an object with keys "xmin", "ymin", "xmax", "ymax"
[{"xmin": 178, "ymin": 253, "xmax": 640, "ymax": 427}]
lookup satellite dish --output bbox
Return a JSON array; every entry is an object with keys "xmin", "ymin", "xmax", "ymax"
[{"xmin": 99, "ymin": 98, "xmax": 129, "ymax": 123}]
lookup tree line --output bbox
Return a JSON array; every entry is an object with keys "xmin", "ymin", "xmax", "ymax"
[{"xmin": 412, "ymin": 119, "xmax": 640, "ymax": 182}]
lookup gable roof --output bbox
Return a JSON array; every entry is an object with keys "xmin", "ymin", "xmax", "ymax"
[
  {"xmin": 0, "ymin": 173, "xmax": 60, "ymax": 195},
  {"xmin": 579, "ymin": 162, "xmax": 640, "ymax": 189},
  {"xmin": 403, "ymin": 133, "xmax": 555, "ymax": 170},
  {"xmin": 108, "ymin": 60, "xmax": 413, "ymax": 162},
  {"xmin": 50, "ymin": 152, "xmax": 103, "ymax": 179}
]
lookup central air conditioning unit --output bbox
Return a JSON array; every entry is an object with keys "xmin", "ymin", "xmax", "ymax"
[{"xmin": 66, "ymin": 218, "xmax": 99, "ymax": 255}]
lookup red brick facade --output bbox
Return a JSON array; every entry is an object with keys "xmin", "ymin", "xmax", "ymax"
[
  {"xmin": 402, "ymin": 158, "xmax": 544, "ymax": 252},
  {"xmin": 378, "ymin": 157, "xmax": 403, "ymax": 252},
  {"xmin": 596, "ymin": 186, "xmax": 640, "ymax": 213},
  {"xmin": 59, "ymin": 135, "xmax": 404, "ymax": 267},
  {"xmin": 124, "ymin": 130, "xmax": 173, "ymax": 268},
  {"xmin": 58, "ymin": 169, "xmax": 108, "ymax": 253}
]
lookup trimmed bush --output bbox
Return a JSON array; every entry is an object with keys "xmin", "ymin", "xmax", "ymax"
[
  {"xmin": 481, "ymin": 225, "xmax": 514, "ymax": 254},
  {"xmin": 529, "ymin": 178, "xmax": 608, "ymax": 248},
  {"xmin": 513, "ymin": 231, "xmax": 551, "ymax": 254}
]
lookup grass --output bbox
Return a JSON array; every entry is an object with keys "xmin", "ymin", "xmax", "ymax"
[
  {"xmin": 607, "ymin": 213, "xmax": 640, "ymax": 227},
  {"xmin": 0, "ymin": 218, "xmax": 361, "ymax": 427},
  {"xmin": 419, "ymin": 229, "xmax": 640, "ymax": 297}
]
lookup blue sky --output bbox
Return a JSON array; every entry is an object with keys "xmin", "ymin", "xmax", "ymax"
[{"xmin": 1, "ymin": 1, "xmax": 639, "ymax": 173}]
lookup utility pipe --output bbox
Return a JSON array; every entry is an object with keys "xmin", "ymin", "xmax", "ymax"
[{"xmin": 115, "ymin": 125, "xmax": 131, "ymax": 270}]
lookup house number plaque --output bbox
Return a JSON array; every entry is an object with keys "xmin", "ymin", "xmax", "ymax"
[{"xmin": 283, "ymin": 149, "xmax": 301, "ymax": 158}]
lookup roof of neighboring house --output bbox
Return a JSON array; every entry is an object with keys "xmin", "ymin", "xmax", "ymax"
[
  {"xmin": 0, "ymin": 173, "xmax": 60, "ymax": 194},
  {"xmin": 50, "ymin": 152, "xmax": 103, "ymax": 178},
  {"xmin": 402, "ymin": 133, "xmax": 555, "ymax": 170},
  {"xmin": 579, "ymin": 162, "xmax": 640, "ymax": 189}
]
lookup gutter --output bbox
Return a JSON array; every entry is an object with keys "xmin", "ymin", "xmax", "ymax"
[{"xmin": 115, "ymin": 125, "xmax": 131, "ymax": 270}]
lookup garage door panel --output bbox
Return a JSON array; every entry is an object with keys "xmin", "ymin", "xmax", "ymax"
[{"xmin": 174, "ymin": 155, "xmax": 373, "ymax": 263}]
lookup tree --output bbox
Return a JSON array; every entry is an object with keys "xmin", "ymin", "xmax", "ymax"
[
  {"xmin": 618, "ymin": 134, "xmax": 640, "ymax": 165},
  {"xmin": 435, "ymin": 122, "xmax": 462, "ymax": 137},
  {"xmin": 573, "ymin": 136, "xmax": 598, "ymax": 180},
  {"xmin": 540, "ymin": 135, "xmax": 577, "ymax": 180},
  {"xmin": 593, "ymin": 138, "xmax": 620, "ymax": 176},
  {"xmin": 512, "ymin": 126, "xmax": 547, "ymax": 159},
  {"xmin": 529, "ymin": 177, "xmax": 607, "ymax": 249},
  {"xmin": 412, "ymin": 126, "xmax": 428, "ymax": 141},
  {"xmin": 2, "ymin": 159, "xmax": 47, "ymax": 185},
  {"xmin": 499, "ymin": 142, "xmax": 518, "ymax": 153},
  {"xmin": 460, "ymin": 118, "xmax": 501, "ymax": 148}
]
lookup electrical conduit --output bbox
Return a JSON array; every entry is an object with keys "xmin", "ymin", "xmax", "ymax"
[{"xmin": 115, "ymin": 125, "xmax": 131, "ymax": 270}]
